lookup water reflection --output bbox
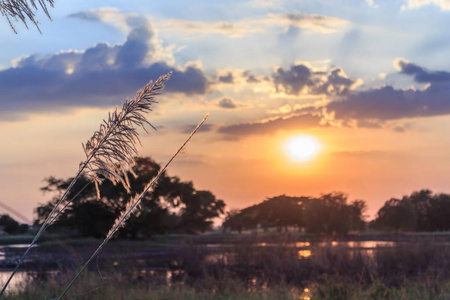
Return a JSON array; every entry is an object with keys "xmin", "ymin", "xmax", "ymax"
[
  {"xmin": 0, "ymin": 271, "xmax": 29, "ymax": 294},
  {"xmin": 319, "ymin": 241, "xmax": 395, "ymax": 248},
  {"xmin": 0, "ymin": 244, "xmax": 34, "ymax": 249},
  {"xmin": 257, "ymin": 240, "xmax": 395, "ymax": 249},
  {"xmin": 296, "ymin": 242, "xmax": 310, "ymax": 247},
  {"xmin": 298, "ymin": 250, "xmax": 311, "ymax": 258},
  {"xmin": 299, "ymin": 287, "xmax": 311, "ymax": 300},
  {"xmin": 0, "ymin": 239, "xmax": 402, "ymax": 292}
]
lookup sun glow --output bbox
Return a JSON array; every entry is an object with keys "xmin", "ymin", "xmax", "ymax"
[{"xmin": 286, "ymin": 136, "xmax": 320, "ymax": 161}]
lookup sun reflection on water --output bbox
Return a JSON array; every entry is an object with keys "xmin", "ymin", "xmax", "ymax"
[
  {"xmin": 299, "ymin": 287, "xmax": 311, "ymax": 300},
  {"xmin": 298, "ymin": 250, "xmax": 312, "ymax": 258}
]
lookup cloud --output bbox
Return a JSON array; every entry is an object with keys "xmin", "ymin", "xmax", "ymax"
[
  {"xmin": 395, "ymin": 58, "xmax": 450, "ymax": 83},
  {"xmin": 273, "ymin": 64, "xmax": 358, "ymax": 96},
  {"xmin": 332, "ymin": 150, "xmax": 384, "ymax": 158},
  {"xmin": 218, "ymin": 114, "xmax": 323, "ymax": 136},
  {"xmin": 158, "ymin": 19, "xmax": 244, "ymax": 37},
  {"xmin": 214, "ymin": 97, "xmax": 249, "ymax": 110},
  {"xmin": 246, "ymin": 74, "xmax": 260, "ymax": 83},
  {"xmin": 327, "ymin": 84, "xmax": 450, "ymax": 121},
  {"xmin": 365, "ymin": 0, "xmax": 379, "ymax": 8},
  {"xmin": 273, "ymin": 12, "xmax": 348, "ymax": 33},
  {"xmin": 68, "ymin": 7, "xmax": 147, "ymax": 32},
  {"xmin": 217, "ymin": 98, "xmax": 237, "ymax": 109},
  {"xmin": 157, "ymin": 11, "xmax": 347, "ymax": 37},
  {"xmin": 323, "ymin": 60, "xmax": 450, "ymax": 122},
  {"xmin": 242, "ymin": 70, "xmax": 262, "ymax": 83},
  {"xmin": 218, "ymin": 72, "xmax": 234, "ymax": 84},
  {"xmin": 0, "ymin": 22, "xmax": 209, "ymax": 121},
  {"xmin": 402, "ymin": 0, "xmax": 450, "ymax": 10},
  {"xmin": 181, "ymin": 123, "xmax": 214, "ymax": 134}
]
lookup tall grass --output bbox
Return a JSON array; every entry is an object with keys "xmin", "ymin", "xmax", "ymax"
[
  {"xmin": 0, "ymin": 0, "xmax": 54, "ymax": 33},
  {"xmin": 0, "ymin": 72, "xmax": 187, "ymax": 295},
  {"xmin": 5, "ymin": 239, "xmax": 450, "ymax": 299},
  {"xmin": 4, "ymin": 271, "xmax": 303, "ymax": 300},
  {"xmin": 54, "ymin": 114, "xmax": 208, "ymax": 299}
]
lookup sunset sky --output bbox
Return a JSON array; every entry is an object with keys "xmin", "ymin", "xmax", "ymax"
[{"xmin": 2, "ymin": 0, "xmax": 450, "ymax": 222}]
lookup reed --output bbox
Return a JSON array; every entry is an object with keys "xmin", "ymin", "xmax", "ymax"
[
  {"xmin": 54, "ymin": 114, "xmax": 209, "ymax": 300},
  {"xmin": 0, "ymin": 73, "xmax": 172, "ymax": 296},
  {"xmin": 0, "ymin": 0, "xmax": 54, "ymax": 33}
]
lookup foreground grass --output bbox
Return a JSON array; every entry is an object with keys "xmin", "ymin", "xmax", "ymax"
[
  {"xmin": 5, "ymin": 232, "xmax": 450, "ymax": 299},
  {"xmin": 310, "ymin": 277, "xmax": 450, "ymax": 300},
  {"xmin": 5, "ymin": 272, "xmax": 450, "ymax": 300},
  {"xmin": 3, "ymin": 272, "xmax": 303, "ymax": 300}
]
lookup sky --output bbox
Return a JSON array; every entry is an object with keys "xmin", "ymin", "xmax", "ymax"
[{"xmin": 1, "ymin": 0, "xmax": 450, "ymax": 223}]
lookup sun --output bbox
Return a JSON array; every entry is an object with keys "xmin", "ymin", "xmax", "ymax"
[{"xmin": 285, "ymin": 136, "xmax": 320, "ymax": 161}]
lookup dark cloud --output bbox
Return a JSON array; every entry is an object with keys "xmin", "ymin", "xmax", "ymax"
[
  {"xmin": 327, "ymin": 84, "xmax": 450, "ymax": 121},
  {"xmin": 68, "ymin": 11, "xmax": 102, "ymax": 22},
  {"xmin": 116, "ymin": 26, "xmax": 155, "ymax": 69},
  {"xmin": 274, "ymin": 64, "xmax": 312, "ymax": 95},
  {"xmin": 218, "ymin": 114, "xmax": 322, "ymax": 136},
  {"xmin": 68, "ymin": 8, "xmax": 147, "ymax": 30},
  {"xmin": 217, "ymin": 97, "xmax": 237, "ymax": 109},
  {"xmin": 0, "ymin": 23, "xmax": 209, "ymax": 120},
  {"xmin": 246, "ymin": 75, "xmax": 259, "ymax": 83},
  {"xmin": 218, "ymin": 72, "xmax": 234, "ymax": 84},
  {"xmin": 286, "ymin": 12, "xmax": 326, "ymax": 23},
  {"xmin": 242, "ymin": 70, "xmax": 260, "ymax": 83},
  {"xmin": 322, "ymin": 61, "xmax": 450, "ymax": 122},
  {"xmin": 273, "ymin": 64, "xmax": 354, "ymax": 96},
  {"xmin": 396, "ymin": 59, "xmax": 450, "ymax": 83}
]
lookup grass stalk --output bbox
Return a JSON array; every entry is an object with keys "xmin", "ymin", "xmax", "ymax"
[
  {"xmin": 0, "ymin": 73, "xmax": 171, "ymax": 296},
  {"xmin": 54, "ymin": 114, "xmax": 209, "ymax": 300},
  {"xmin": 0, "ymin": 171, "xmax": 85, "ymax": 296}
]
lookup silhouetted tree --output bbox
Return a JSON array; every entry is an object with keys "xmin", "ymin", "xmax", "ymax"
[
  {"xmin": 222, "ymin": 194, "xmax": 363, "ymax": 236},
  {"xmin": 222, "ymin": 195, "xmax": 308, "ymax": 232},
  {"xmin": 0, "ymin": 214, "xmax": 28, "ymax": 235},
  {"xmin": 255, "ymin": 195, "xmax": 309, "ymax": 231},
  {"xmin": 303, "ymin": 193, "xmax": 364, "ymax": 236},
  {"xmin": 222, "ymin": 208, "xmax": 259, "ymax": 233},
  {"xmin": 373, "ymin": 190, "xmax": 450, "ymax": 232},
  {"xmin": 372, "ymin": 198, "xmax": 417, "ymax": 232},
  {"xmin": 36, "ymin": 157, "xmax": 225, "ymax": 238}
]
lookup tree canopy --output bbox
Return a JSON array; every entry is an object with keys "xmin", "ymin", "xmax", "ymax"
[
  {"xmin": 372, "ymin": 189, "xmax": 450, "ymax": 232},
  {"xmin": 223, "ymin": 193, "xmax": 366, "ymax": 236},
  {"xmin": 36, "ymin": 157, "xmax": 225, "ymax": 238},
  {"xmin": 0, "ymin": 214, "xmax": 28, "ymax": 235}
]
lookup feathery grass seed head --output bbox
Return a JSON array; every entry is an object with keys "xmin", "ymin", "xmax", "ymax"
[{"xmin": 81, "ymin": 72, "xmax": 172, "ymax": 198}]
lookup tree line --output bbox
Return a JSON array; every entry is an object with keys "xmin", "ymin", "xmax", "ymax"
[
  {"xmin": 222, "ymin": 193, "xmax": 366, "ymax": 236},
  {"xmin": 1, "ymin": 157, "xmax": 450, "ymax": 238},
  {"xmin": 370, "ymin": 189, "xmax": 450, "ymax": 232},
  {"xmin": 223, "ymin": 189, "xmax": 450, "ymax": 235}
]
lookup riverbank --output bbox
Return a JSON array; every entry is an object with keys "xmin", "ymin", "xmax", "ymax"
[{"xmin": 3, "ymin": 231, "xmax": 450, "ymax": 299}]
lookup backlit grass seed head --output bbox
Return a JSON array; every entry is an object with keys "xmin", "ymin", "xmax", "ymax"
[
  {"xmin": 0, "ymin": 0, "xmax": 54, "ymax": 33},
  {"xmin": 81, "ymin": 72, "xmax": 172, "ymax": 198}
]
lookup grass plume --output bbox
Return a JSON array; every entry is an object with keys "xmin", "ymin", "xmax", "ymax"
[
  {"xmin": 0, "ymin": 73, "xmax": 172, "ymax": 296},
  {"xmin": 54, "ymin": 114, "xmax": 209, "ymax": 300},
  {"xmin": 0, "ymin": 0, "xmax": 54, "ymax": 33},
  {"xmin": 82, "ymin": 72, "xmax": 171, "ymax": 198}
]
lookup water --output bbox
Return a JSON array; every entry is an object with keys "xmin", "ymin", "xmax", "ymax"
[
  {"xmin": 0, "ymin": 239, "xmax": 414, "ymax": 291},
  {"xmin": 0, "ymin": 271, "xmax": 29, "ymax": 294}
]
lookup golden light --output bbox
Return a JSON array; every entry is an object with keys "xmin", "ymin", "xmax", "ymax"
[{"xmin": 285, "ymin": 136, "xmax": 320, "ymax": 161}]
